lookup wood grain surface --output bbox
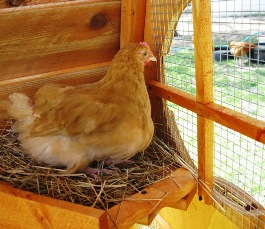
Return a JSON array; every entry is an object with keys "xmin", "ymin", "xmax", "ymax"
[{"xmin": 0, "ymin": 0, "xmax": 120, "ymax": 80}]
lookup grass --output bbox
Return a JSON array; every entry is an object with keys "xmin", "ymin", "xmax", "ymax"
[{"xmin": 165, "ymin": 49, "xmax": 265, "ymax": 207}]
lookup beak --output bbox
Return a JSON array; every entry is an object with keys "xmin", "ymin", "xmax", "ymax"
[{"xmin": 149, "ymin": 55, "xmax": 157, "ymax": 62}]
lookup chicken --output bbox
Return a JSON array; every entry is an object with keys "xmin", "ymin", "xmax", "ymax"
[
  {"xmin": 8, "ymin": 42, "xmax": 156, "ymax": 174},
  {"xmin": 229, "ymin": 41, "xmax": 257, "ymax": 65}
]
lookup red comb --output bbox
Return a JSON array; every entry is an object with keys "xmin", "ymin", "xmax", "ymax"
[{"xmin": 139, "ymin": 42, "xmax": 149, "ymax": 47}]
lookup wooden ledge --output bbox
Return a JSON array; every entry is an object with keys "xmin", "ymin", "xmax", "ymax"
[
  {"xmin": 0, "ymin": 167, "xmax": 196, "ymax": 228},
  {"xmin": 148, "ymin": 80, "xmax": 265, "ymax": 144}
]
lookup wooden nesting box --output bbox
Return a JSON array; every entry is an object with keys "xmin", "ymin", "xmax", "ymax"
[{"xmin": 0, "ymin": 0, "xmax": 197, "ymax": 228}]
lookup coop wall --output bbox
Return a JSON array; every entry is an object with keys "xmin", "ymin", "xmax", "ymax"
[{"xmin": 0, "ymin": 0, "xmax": 121, "ymax": 121}]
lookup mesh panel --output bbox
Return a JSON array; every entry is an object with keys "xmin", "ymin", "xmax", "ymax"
[
  {"xmin": 150, "ymin": 0, "xmax": 265, "ymax": 227},
  {"xmin": 212, "ymin": 0, "xmax": 265, "ymax": 120}
]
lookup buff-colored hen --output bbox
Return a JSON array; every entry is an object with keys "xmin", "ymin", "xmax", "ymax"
[
  {"xmin": 8, "ymin": 42, "xmax": 156, "ymax": 174},
  {"xmin": 229, "ymin": 41, "xmax": 257, "ymax": 65}
]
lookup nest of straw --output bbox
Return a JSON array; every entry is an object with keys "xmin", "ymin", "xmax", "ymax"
[{"xmin": 0, "ymin": 121, "xmax": 181, "ymax": 210}]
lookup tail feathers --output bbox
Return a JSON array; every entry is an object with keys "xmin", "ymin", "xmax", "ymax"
[{"xmin": 8, "ymin": 93, "xmax": 33, "ymax": 119}]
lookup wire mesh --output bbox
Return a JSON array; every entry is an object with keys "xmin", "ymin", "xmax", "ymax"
[
  {"xmin": 167, "ymin": 102, "xmax": 198, "ymax": 165},
  {"xmin": 151, "ymin": 1, "xmax": 196, "ymax": 93},
  {"xmin": 210, "ymin": 2, "xmax": 265, "ymax": 224},
  {"xmin": 214, "ymin": 123, "xmax": 265, "ymax": 207},
  {"xmin": 211, "ymin": 0, "xmax": 265, "ymax": 120},
  {"xmin": 150, "ymin": 0, "xmax": 265, "ymax": 227},
  {"xmin": 150, "ymin": 0, "xmax": 198, "ymax": 165},
  {"xmin": 214, "ymin": 124, "xmax": 265, "ymax": 228}
]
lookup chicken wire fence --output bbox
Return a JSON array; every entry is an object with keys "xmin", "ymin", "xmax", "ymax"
[{"xmin": 150, "ymin": 0, "xmax": 265, "ymax": 227}]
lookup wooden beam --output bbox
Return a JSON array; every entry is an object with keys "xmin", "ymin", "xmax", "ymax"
[
  {"xmin": 0, "ymin": 168, "xmax": 196, "ymax": 228},
  {"xmin": 0, "ymin": 183, "xmax": 108, "ymax": 229},
  {"xmin": 148, "ymin": 80, "xmax": 265, "ymax": 144},
  {"xmin": 120, "ymin": 0, "xmax": 146, "ymax": 48},
  {"xmin": 0, "ymin": 0, "xmax": 119, "ymax": 8},
  {"xmin": 197, "ymin": 116, "xmax": 213, "ymax": 204},
  {"xmin": 192, "ymin": 0, "xmax": 214, "ymax": 205},
  {"xmin": 107, "ymin": 168, "xmax": 196, "ymax": 229}
]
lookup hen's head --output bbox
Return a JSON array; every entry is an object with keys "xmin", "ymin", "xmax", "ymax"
[
  {"xmin": 137, "ymin": 42, "xmax": 157, "ymax": 65},
  {"xmin": 113, "ymin": 42, "xmax": 157, "ymax": 67}
]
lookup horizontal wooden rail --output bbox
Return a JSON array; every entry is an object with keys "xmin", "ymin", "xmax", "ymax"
[{"xmin": 148, "ymin": 80, "xmax": 265, "ymax": 144}]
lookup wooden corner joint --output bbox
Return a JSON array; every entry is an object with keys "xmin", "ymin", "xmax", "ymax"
[{"xmin": 107, "ymin": 167, "xmax": 197, "ymax": 228}]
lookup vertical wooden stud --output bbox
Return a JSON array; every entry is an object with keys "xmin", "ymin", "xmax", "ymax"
[
  {"xmin": 120, "ymin": 0, "xmax": 147, "ymax": 48},
  {"xmin": 192, "ymin": 0, "xmax": 214, "ymax": 204}
]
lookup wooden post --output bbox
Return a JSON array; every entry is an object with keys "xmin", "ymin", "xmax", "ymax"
[
  {"xmin": 120, "ymin": 0, "xmax": 147, "ymax": 48},
  {"xmin": 192, "ymin": 0, "xmax": 214, "ymax": 205}
]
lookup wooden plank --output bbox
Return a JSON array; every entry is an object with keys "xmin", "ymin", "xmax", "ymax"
[
  {"xmin": 148, "ymin": 80, "xmax": 265, "ymax": 144},
  {"xmin": 0, "ymin": 0, "xmax": 119, "ymax": 9},
  {"xmin": 192, "ymin": 0, "xmax": 214, "ymax": 104},
  {"xmin": 0, "ymin": 168, "xmax": 196, "ymax": 228},
  {"xmin": 120, "ymin": 0, "xmax": 132, "ymax": 47},
  {"xmin": 0, "ymin": 0, "xmax": 120, "ymax": 81},
  {"xmin": 128, "ymin": 186, "xmax": 196, "ymax": 226},
  {"xmin": 130, "ymin": 0, "xmax": 146, "ymax": 44},
  {"xmin": 192, "ymin": 0, "xmax": 214, "ymax": 205},
  {"xmin": 197, "ymin": 116, "xmax": 213, "ymax": 204},
  {"xmin": 107, "ymin": 167, "xmax": 196, "ymax": 229},
  {"xmin": 168, "ymin": 186, "xmax": 197, "ymax": 211},
  {"xmin": 0, "ymin": 183, "xmax": 108, "ymax": 229},
  {"xmin": 141, "ymin": 186, "xmax": 197, "ymax": 225},
  {"xmin": 0, "ymin": 62, "xmax": 110, "ymax": 121},
  {"xmin": 120, "ymin": 0, "xmax": 146, "ymax": 48}
]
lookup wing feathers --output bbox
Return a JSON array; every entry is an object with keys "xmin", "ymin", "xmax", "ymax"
[{"xmin": 31, "ymin": 90, "xmax": 120, "ymax": 137}]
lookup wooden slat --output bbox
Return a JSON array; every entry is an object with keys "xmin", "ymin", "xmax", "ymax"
[
  {"xmin": 0, "ymin": 168, "xmax": 196, "ymax": 228},
  {"xmin": 107, "ymin": 168, "xmax": 196, "ymax": 229},
  {"xmin": 120, "ymin": 0, "xmax": 146, "ymax": 48},
  {"xmin": 0, "ymin": 0, "xmax": 119, "ymax": 8},
  {"xmin": 136, "ymin": 188, "xmax": 197, "ymax": 227},
  {"xmin": 192, "ymin": 0, "xmax": 214, "ymax": 205},
  {"xmin": 0, "ymin": 183, "xmax": 108, "ymax": 229},
  {"xmin": 0, "ymin": 0, "xmax": 120, "ymax": 81},
  {"xmin": 120, "ymin": 0, "xmax": 132, "ymax": 47},
  {"xmin": 148, "ymin": 80, "xmax": 265, "ymax": 144},
  {"xmin": 197, "ymin": 116, "xmax": 213, "ymax": 204}
]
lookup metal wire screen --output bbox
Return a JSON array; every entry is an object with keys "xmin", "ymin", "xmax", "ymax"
[
  {"xmin": 212, "ymin": 0, "xmax": 265, "ymax": 120},
  {"xmin": 214, "ymin": 123, "xmax": 265, "ymax": 205},
  {"xmin": 150, "ymin": 0, "xmax": 265, "ymax": 227},
  {"xmin": 150, "ymin": 0, "xmax": 198, "ymax": 164},
  {"xmin": 167, "ymin": 102, "xmax": 198, "ymax": 165}
]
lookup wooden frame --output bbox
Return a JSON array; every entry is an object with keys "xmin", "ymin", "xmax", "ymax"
[
  {"xmin": 145, "ymin": 2, "xmax": 265, "ymax": 227},
  {"xmin": 0, "ymin": 168, "xmax": 196, "ymax": 228}
]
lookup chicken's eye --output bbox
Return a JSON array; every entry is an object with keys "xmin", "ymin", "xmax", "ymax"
[{"xmin": 143, "ymin": 52, "xmax": 147, "ymax": 56}]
